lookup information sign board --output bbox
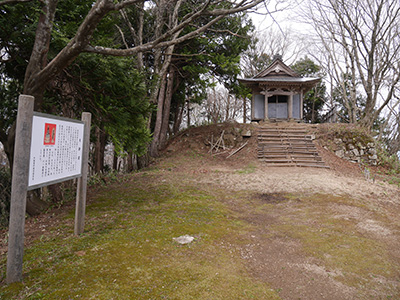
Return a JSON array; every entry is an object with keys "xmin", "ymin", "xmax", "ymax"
[{"xmin": 28, "ymin": 112, "xmax": 85, "ymax": 190}]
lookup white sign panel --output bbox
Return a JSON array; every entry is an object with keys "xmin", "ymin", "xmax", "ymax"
[{"xmin": 28, "ymin": 113, "xmax": 85, "ymax": 190}]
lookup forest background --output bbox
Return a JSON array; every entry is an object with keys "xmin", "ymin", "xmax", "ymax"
[{"xmin": 0, "ymin": 0, "xmax": 399, "ymax": 222}]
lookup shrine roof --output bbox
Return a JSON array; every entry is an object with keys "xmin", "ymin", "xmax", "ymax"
[
  {"xmin": 239, "ymin": 55, "xmax": 321, "ymax": 88},
  {"xmin": 238, "ymin": 77, "xmax": 320, "ymax": 84}
]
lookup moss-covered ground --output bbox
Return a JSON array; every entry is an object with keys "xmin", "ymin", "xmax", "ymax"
[
  {"xmin": 1, "ymin": 153, "xmax": 400, "ymax": 299},
  {"xmin": 0, "ymin": 171, "xmax": 279, "ymax": 299}
]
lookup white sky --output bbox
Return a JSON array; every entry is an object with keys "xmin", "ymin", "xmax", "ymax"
[{"xmin": 249, "ymin": 0, "xmax": 316, "ymax": 64}]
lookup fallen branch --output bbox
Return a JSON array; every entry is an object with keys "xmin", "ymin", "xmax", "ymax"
[
  {"xmin": 209, "ymin": 130, "xmax": 225, "ymax": 153},
  {"xmin": 212, "ymin": 150, "xmax": 230, "ymax": 156},
  {"xmin": 227, "ymin": 141, "xmax": 248, "ymax": 159}
]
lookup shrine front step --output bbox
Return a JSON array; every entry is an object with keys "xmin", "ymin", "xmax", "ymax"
[{"xmin": 257, "ymin": 126, "xmax": 329, "ymax": 168}]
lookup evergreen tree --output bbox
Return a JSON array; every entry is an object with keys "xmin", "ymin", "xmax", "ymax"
[{"xmin": 291, "ymin": 57, "xmax": 326, "ymax": 123}]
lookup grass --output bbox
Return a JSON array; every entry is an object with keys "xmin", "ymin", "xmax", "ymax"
[
  {"xmin": 1, "ymin": 161, "xmax": 400, "ymax": 299},
  {"xmin": 0, "ymin": 173, "xmax": 278, "ymax": 299},
  {"xmin": 236, "ymin": 163, "xmax": 257, "ymax": 175}
]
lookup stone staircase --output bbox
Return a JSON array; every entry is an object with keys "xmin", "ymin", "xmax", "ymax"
[{"xmin": 257, "ymin": 125, "xmax": 329, "ymax": 168}]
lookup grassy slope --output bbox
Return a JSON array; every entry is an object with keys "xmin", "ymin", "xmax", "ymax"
[
  {"xmin": 1, "ymin": 144, "xmax": 400, "ymax": 299},
  {"xmin": 0, "ymin": 170, "xmax": 278, "ymax": 299}
]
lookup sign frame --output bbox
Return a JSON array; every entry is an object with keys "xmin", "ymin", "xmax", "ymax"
[
  {"xmin": 27, "ymin": 112, "xmax": 85, "ymax": 191},
  {"xmin": 7, "ymin": 95, "xmax": 91, "ymax": 284}
]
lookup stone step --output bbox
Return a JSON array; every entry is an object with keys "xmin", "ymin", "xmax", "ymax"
[
  {"xmin": 257, "ymin": 155, "xmax": 288, "ymax": 159},
  {"xmin": 257, "ymin": 154, "xmax": 322, "ymax": 160},
  {"xmin": 261, "ymin": 158, "xmax": 293, "ymax": 163},
  {"xmin": 258, "ymin": 146, "xmax": 318, "ymax": 150},
  {"xmin": 263, "ymin": 163, "xmax": 297, "ymax": 167},
  {"xmin": 292, "ymin": 159, "xmax": 325, "ymax": 164},
  {"xmin": 296, "ymin": 163, "xmax": 330, "ymax": 169},
  {"xmin": 258, "ymin": 133, "xmax": 308, "ymax": 137},
  {"xmin": 257, "ymin": 126, "xmax": 328, "ymax": 168},
  {"xmin": 292, "ymin": 155, "xmax": 322, "ymax": 161},
  {"xmin": 257, "ymin": 151, "xmax": 319, "ymax": 156},
  {"xmin": 257, "ymin": 137, "xmax": 313, "ymax": 142},
  {"xmin": 258, "ymin": 127, "xmax": 308, "ymax": 131},
  {"xmin": 258, "ymin": 142, "xmax": 315, "ymax": 147}
]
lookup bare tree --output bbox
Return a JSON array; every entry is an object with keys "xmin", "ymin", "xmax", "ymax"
[
  {"xmin": 241, "ymin": 27, "xmax": 303, "ymax": 77},
  {"xmin": 1, "ymin": 0, "xmax": 267, "ymax": 162},
  {"xmin": 190, "ymin": 86, "xmax": 243, "ymax": 125},
  {"xmin": 303, "ymin": 0, "xmax": 400, "ymax": 130},
  {"xmin": 0, "ymin": 0, "xmax": 269, "ymax": 213}
]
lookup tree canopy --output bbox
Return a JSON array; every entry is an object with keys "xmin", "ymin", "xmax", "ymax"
[
  {"xmin": 291, "ymin": 56, "xmax": 326, "ymax": 123},
  {"xmin": 0, "ymin": 0, "xmax": 266, "ymax": 164},
  {"xmin": 304, "ymin": 0, "xmax": 400, "ymax": 130}
]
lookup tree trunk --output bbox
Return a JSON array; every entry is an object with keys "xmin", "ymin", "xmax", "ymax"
[
  {"xmin": 150, "ymin": 70, "xmax": 168, "ymax": 157},
  {"xmin": 26, "ymin": 190, "xmax": 48, "ymax": 216},
  {"xmin": 127, "ymin": 151, "xmax": 134, "ymax": 172},
  {"xmin": 94, "ymin": 125, "xmax": 106, "ymax": 174},
  {"xmin": 48, "ymin": 183, "xmax": 63, "ymax": 204},
  {"xmin": 113, "ymin": 149, "xmax": 118, "ymax": 171},
  {"xmin": 137, "ymin": 151, "xmax": 149, "ymax": 170},
  {"xmin": 311, "ymin": 100, "xmax": 316, "ymax": 123},
  {"xmin": 159, "ymin": 68, "xmax": 175, "ymax": 149},
  {"xmin": 173, "ymin": 102, "xmax": 184, "ymax": 135}
]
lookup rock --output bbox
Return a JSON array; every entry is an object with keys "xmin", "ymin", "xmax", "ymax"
[
  {"xmin": 242, "ymin": 130, "xmax": 252, "ymax": 137},
  {"xmin": 348, "ymin": 143, "xmax": 355, "ymax": 150},
  {"xmin": 334, "ymin": 138, "xmax": 343, "ymax": 144},
  {"xmin": 335, "ymin": 149, "xmax": 345, "ymax": 158},
  {"xmin": 173, "ymin": 235, "xmax": 195, "ymax": 245},
  {"xmin": 369, "ymin": 154, "xmax": 378, "ymax": 161},
  {"xmin": 352, "ymin": 148, "xmax": 360, "ymax": 157}
]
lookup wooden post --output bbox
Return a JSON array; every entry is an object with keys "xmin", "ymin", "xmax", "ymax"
[
  {"xmin": 288, "ymin": 93, "xmax": 293, "ymax": 120},
  {"xmin": 74, "ymin": 112, "xmax": 91, "ymax": 235},
  {"xmin": 243, "ymin": 97, "xmax": 246, "ymax": 124},
  {"xmin": 6, "ymin": 95, "xmax": 34, "ymax": 284}
]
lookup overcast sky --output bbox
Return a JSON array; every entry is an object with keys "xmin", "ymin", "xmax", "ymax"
[{"xmin": 249, "ymin": 0, "xmax": 316, "ymax": 63}]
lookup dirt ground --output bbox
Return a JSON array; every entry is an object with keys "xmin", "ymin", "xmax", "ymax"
[
  {"xmin": 197, "ymin": 164, "xmax": 400, "ymax": 299},
  {"xmin": 2, "ymin": 123, "xmax": 400, "ymax": 299},
  {"xmin": 160, "ymin": 123, "xmax": 400, "ymax": 299}
]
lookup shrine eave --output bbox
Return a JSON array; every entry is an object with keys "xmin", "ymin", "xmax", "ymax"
[{"xmin": 238, "ymin": 77, "xmax": 320, "ymax": 85}]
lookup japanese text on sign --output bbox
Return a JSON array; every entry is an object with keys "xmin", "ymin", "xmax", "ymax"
[{"xmin": 28, "ymin": 114, "xmax": 84, "ymax": 189}]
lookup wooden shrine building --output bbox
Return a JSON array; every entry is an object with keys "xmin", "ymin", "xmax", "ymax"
[{"xmin": 239, "ymin": 55, "xmax": 320, "ymax": 122}]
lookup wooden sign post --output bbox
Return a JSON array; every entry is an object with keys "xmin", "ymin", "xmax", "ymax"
[
  {"xmin": 6, "ymin": 95, "xmax": 91, "ymax": 283},
  {"xmin": 6, "ymin": 95, "xmax": 34, "ymax": 284},
  {"xmin": 74, "ymin": 112, "xmax": 91, "ymax": 235}
]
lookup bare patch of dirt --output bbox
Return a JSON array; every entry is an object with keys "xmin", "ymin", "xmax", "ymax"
[
  {"xmin": 256, "ymin": 193, "xmax": 289, "ymax": 204},
  {"xmin": 246, "ymin": 237, "xmax": 358, "ymax": 299}
]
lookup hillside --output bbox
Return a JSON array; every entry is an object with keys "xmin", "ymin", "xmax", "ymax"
[{"xmin": 1, "ymin": 122, "xmax": 400, "ymax": 299}]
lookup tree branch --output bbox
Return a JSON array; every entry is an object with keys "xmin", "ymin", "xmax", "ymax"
[
  {"xmin": 0, "ymin": 0, "xmax": 33, "ymax": 5},
  {"xmin": 84, "ymin": 0, "xmax": 263, "ymax": 56}
]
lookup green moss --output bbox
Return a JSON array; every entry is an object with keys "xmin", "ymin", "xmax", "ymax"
[
  {"xmin": 236, "ymin": 163, "xmax": 257, "ymax": 174},
  {"xmin": 0, "ymin": 178, "xmax": 278, "ymax": 299}
]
